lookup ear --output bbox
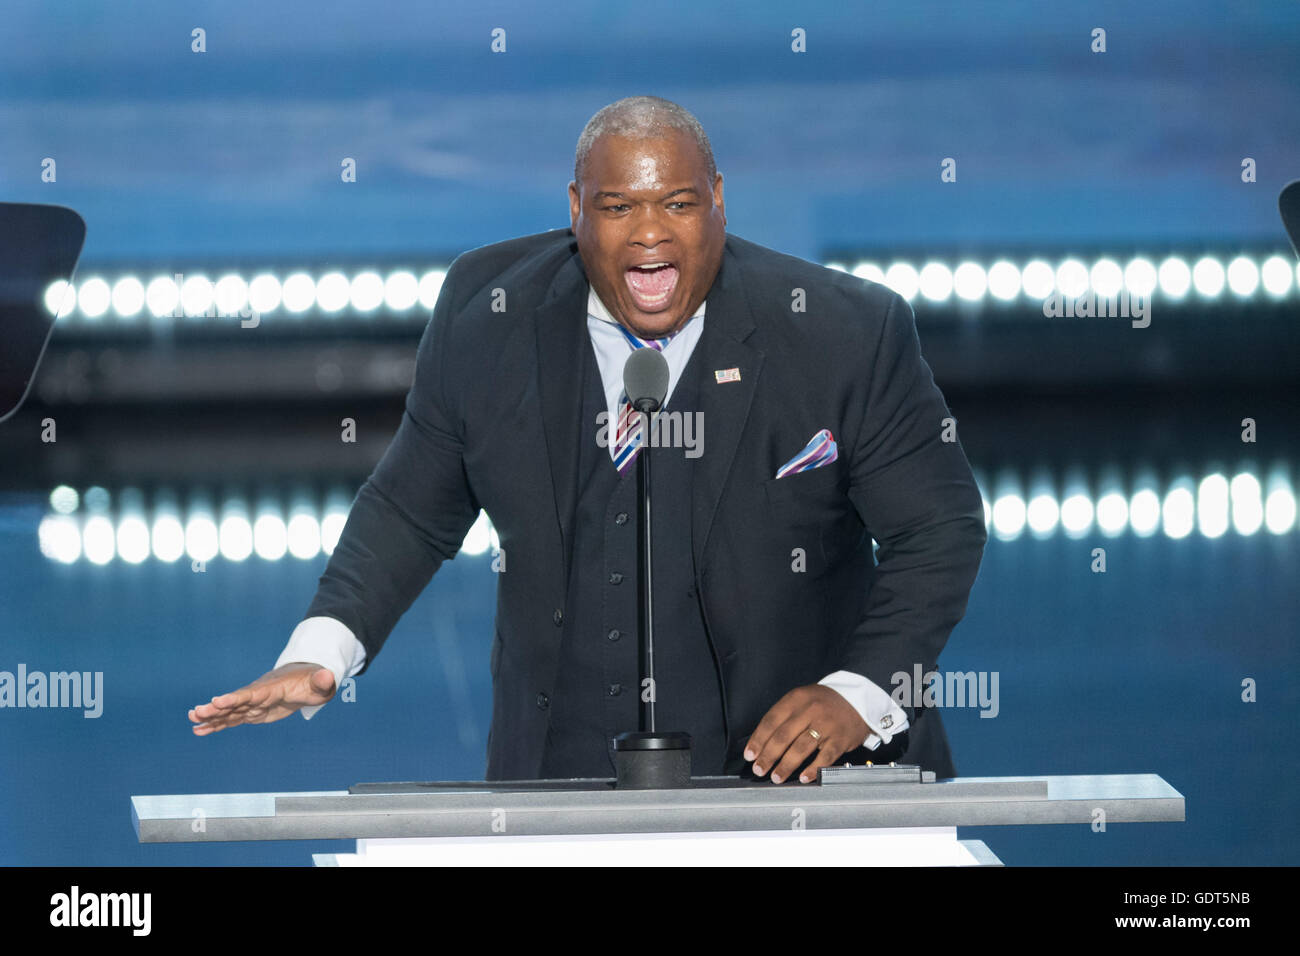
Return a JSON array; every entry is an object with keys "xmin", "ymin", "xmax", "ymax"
[
  {"xmin": 712, "ymin": 172, "xmax": 726, "ymax": 225},
  {"xmin": 568, "ymin": 181, "xmax": 581, "ymax": 231}
]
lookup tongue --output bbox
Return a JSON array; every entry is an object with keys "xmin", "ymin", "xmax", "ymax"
[{"xmin": 626, "ymin": 265, "xmax": 678, "ymax": 309}]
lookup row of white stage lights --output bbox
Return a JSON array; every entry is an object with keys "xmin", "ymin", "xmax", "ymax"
[
  {"xmin": 37, "ymin": 487, "xmax": 500, "ymax": 566},
  {"xmin": 972, "ymin": 467, "xmax": 1296, "ymax": 542},
  {"xmin": 824, "ymin": 254, "xmax": 1298, "ymax": 304},
  {"xmin": 42, "ymin": 253, "xmax": 1299, "ymax": 324},
  {"xmin": 42, "ymin": 270, "xmax": 448, "ymax": 323},
  {"xmin": 37, "ymin": 468, "xmax": 1296, "ymax": 564}
]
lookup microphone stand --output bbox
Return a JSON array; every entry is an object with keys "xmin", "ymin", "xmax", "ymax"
[
  {"xmin": 611, "ymin": 398, "xmax": 692, "ymax": 789},
  {"xmin": 637, "ymin": 397, "xmax": 658, "ymax": 734}
]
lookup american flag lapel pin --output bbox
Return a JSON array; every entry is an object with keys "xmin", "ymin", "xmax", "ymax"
[{"xmin": 714, "ymin": 367, "xmax": 741, "ymax": 384}]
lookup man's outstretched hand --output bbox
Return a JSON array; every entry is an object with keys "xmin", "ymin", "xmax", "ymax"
[
  {"xmin": 745, "ymin": 684, "xmax": 869, "ymax": 784},
  {"xmin": 189, "ymin": 662, "xmax": 337, "ymax": 735}
]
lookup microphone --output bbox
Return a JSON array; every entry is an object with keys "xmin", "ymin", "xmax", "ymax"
[
  {"xmin": 1280, "ymin": 180, "xmax": 1300, "ymax": 259},
  {"xmin": 612, "ymin": 345, "xmax": 692, "ymax": 789},
  {"xmin": 622, "ymin": 346, "xmax": 669, "ymax": 413}
]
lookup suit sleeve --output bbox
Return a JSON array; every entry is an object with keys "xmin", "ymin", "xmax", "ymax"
[
  {"xmin": 837, "ymin": 289, "xmax": 987, "ymax": 711},
  {"xmin": 302, "ymin": 263, "xmax": 481, "ymax": 675}
]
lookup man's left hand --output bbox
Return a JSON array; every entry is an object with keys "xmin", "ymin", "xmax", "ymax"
[{"xmin": 745, "ymin": 684, "xmax": 869, "ymax": 784}]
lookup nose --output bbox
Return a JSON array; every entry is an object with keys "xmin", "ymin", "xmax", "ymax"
[{"xmin": 628, "ymin": 205, "xmax": 672, "ymax": 251}]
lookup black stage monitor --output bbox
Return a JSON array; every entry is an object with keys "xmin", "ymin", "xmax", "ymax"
[{"xmin": 0, "ymin": 202, "xmax": 87, "ymax": 423}]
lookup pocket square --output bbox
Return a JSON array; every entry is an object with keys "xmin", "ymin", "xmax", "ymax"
[{"xmin": 775, "ymin": 428, "xmax": 838, "ymax": 479}]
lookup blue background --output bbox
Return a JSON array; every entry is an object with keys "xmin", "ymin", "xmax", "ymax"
[{"xmin": 2, "ymin": 1, "xmax": 1297, "ymax": 264}]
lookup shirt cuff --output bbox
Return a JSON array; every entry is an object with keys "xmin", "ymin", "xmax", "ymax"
[
  {"xmin": 274, "ymin": 616, "xmax": 367, "ymax": 720},
  {"xmin": 819, "ymin": 670, "xmax": 910, "ymax": 750}
]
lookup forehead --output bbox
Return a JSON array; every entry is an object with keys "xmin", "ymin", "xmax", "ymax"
[{"xmin": 582, "ymin": 131, "xmax": 707, "ymax": 193}]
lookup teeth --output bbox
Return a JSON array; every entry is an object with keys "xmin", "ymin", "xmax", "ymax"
[{"xmin": 633, "ymin": 262, "xmax": 671, "ymax": 270}]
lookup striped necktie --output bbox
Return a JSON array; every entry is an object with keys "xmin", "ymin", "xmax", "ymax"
[{"xmin": 611, "ymin": 324, "xmax": 676, "ymax": 474}]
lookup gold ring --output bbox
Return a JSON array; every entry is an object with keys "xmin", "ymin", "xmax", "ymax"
[{"xmin": 808, "ymin": 728, "xmax": 822, "ymax": 740}]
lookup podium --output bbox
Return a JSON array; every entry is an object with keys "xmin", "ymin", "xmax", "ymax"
[{"xmin": 131, "ymin": 771, "xmax": 1184, "ymax": 866}]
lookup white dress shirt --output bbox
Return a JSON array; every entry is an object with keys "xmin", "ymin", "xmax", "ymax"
[{"xmin": 277, "ymin": 286, "xmax": 909, "ymax": 753}]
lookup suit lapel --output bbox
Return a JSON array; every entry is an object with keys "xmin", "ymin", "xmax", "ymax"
[
  {"xmin": 692, "ymin": 240, "xmax": 764, "ymax": 572},
  {"xmin": 534, "ymin": 249, "xmax": 590, "ymax": 576}
]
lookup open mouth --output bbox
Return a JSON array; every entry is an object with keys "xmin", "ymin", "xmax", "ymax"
[{"xmin": 625, "ymin": 261, "xmax": 679, "ymax": 312}]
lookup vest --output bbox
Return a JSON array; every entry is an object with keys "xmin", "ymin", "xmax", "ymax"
[{"xmin": 539, "ymin": 328, "xmax": 726, "ymax": 777}]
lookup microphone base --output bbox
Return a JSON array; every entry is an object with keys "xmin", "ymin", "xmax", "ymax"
[{"xmin": 611, "ymin": 731, "xmax": 692, "ymax": 790}]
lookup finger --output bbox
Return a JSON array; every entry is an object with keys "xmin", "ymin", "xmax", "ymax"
[
  {"xmin": 192, "ymin": 694, "xmax": 251, "ymax": 722},
  {"xmin": 771, "ymin": 725, "xmax": 823, "ymax": 784},
  {"xmin": 236, "ymin": 680, "xmax": 304, "ymax": 723},
  {"xmin": 293, "ymin": 667, "xmax": 336, "ymax": 703},
  {"xmin": 191, "ymin": 707, "xmax": 243, "ymax": 732},
  {"xmin": 192, "ymin": 689, "xmax": 263, "ymax": 728},
  {"xmin": 753, "ymin": 709, "xmax": 811, "ymax": 779},
  {"xmin": 798, "ymin": 739, "xmax": 846, "ymax": 784},
  {"xmin": 209, "ymin": 688, "xmax": 253, "ymax": 709},
  {"xmin": 744, "ymin": 690, "xmax": 799, "ymax": 762},
  {"xmin": 195, "ymin": 706, "xmax": 258, "ymax": 733},
  {"xmin": 221, "ymin": 679, "xmax": 283, "ymax": 713},
  {"xmin": 188, "ymin": 707, "xmax": 229, "ymax": 727},
  {"xmin": 195, "ymin": 689, "xmax": 253, "ymax": 719},
  {"xmin": 190, "ymin": 700, "xmax": 220, "ymax": 720}
]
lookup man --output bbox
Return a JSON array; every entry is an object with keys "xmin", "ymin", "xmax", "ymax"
[{"xmin": 190, "ymin": 96, "xmax": 986, "ymax": 784}]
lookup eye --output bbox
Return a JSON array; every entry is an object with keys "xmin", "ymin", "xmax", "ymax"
[
  {"xmin": 667, "ymin": 202, "xmax": 693, "ymax": 210},
  {"xmin": 603, "ymin": 204, "xmax": 630, "ymax": 213}
]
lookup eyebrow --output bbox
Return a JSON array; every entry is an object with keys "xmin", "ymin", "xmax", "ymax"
[{"xmin": 593, "ymin": 188, "xmax": 700, "ymax": 201}]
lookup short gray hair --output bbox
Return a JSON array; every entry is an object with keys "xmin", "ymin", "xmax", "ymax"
[{"xmin": 574, "ymin": 96, "xmax": 717, "ymax": 186}]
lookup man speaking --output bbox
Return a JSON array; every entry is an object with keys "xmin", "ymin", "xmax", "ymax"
[{"xmin": 190, "ymin": 96, "xmax": 987, "ymax": 785}]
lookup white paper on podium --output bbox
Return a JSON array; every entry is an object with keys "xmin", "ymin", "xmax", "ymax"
[{"xmin": 314, "ymin": 827, "xmax": 995, "ymax": 866}]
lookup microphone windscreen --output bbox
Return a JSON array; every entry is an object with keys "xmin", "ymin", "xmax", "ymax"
[
  {"xmin": 1280, "ymin": 180, "xmax": 1300, "ymax": 258},
  {"xmin": 623, "ymin": 347, "xmax": 669, "ymax": 412}
]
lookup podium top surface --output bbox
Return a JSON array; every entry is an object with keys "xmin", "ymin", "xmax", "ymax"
[{"xmin": 131, "ymin": 773, "xmax": 1184, "ymax": 844}]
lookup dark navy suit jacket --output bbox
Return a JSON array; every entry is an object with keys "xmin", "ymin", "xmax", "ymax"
[{"xmin": 306, "ymin": 228, "xmax": 987, "ymax": 780}]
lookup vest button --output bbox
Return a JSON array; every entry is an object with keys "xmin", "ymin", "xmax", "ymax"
[
  {"xmin": 553, "ymin": 608, "xmax": 563, "ymax": 626},
  {"xmin": 607, "ymin": 628, "xmax": 621, "ymax": 642},
  {"xmin": 615, "ymin": 512, "xmax": 629, "ymax": 525},
  {"xmin": 608, "ymin": 683, "xmax": 622, "ymax": 696},
  {"xmin": 536, "ymin": 692, "xmax": 550, "ymax": 710},
  {"xmin": 609, "ymin": 572, "xmax": 623, "ymax": 585}
]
